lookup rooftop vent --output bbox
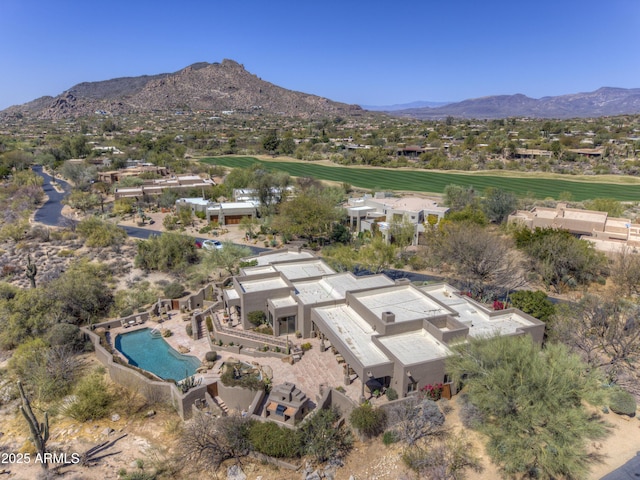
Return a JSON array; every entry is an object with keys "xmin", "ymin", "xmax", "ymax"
[{"xmin": 381, "ymin": 311, "xmax": 395, "ymax": 323}]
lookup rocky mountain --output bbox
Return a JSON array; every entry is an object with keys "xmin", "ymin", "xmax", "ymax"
[
  {"xmin": 1, "ymin": 60, "xmax": 363, "ymax": 120},
  {"xmin": 391, "ymin": 87, "xmax": 640, "ymax": 119}
]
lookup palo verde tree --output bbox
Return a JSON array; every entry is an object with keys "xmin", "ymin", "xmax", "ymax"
[
  {"xmin": 447, "ymin": 335, "xmax": 609, "ymax": 480},
  {"xmin": 514, "ymin": 226, "xmax": 606, "ymax": 293}
]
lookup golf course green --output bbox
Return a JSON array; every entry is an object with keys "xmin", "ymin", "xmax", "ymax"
[{"xmin": 201, "ymin": 156, "xmax": 640, "ymax": 202}]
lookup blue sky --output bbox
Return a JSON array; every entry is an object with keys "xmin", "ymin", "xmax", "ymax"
[{"xmin": 1, "ymin": 0, "xmax": 639, "ymax": 110}]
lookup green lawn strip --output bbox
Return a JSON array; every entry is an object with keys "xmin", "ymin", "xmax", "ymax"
[{"xmin": 201, "ymin": 156, "xmax": 640, "ymax": 201}]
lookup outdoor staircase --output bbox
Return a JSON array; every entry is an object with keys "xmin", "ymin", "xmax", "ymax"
[
  {"xmin": 214, "ymin": 396, "xmax": 229, "ymax": 415},
  {"xmin": 197, "ymin": 319, "xmax": 207, "ymax": 340}
]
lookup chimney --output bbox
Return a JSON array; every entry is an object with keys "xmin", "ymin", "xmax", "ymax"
[{"xmin": 381, "ymin": 311, "xmax": 395, "ymax": 323}]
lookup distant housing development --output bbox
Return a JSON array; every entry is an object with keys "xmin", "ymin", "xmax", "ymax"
[
  {"xmin": 223, "ymin": 250, "xmax": 544, "ymax": 399},
  {"xmin": 508, "ymin": 203, "xmax": 640, "ymax": 252}
]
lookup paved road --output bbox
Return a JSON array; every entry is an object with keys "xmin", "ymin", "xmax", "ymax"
[
  {"xmin": 31, "ymin": 165, "xmax": 269, "ymax": 255},
  {"xmin": 32, "ymin": 165, "xmax": 73, "ymax": 226}
]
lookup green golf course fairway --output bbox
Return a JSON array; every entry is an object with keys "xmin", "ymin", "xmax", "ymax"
[{"xmin": 201, "ymin": 156, "xmax": 640, "ymax": 202}]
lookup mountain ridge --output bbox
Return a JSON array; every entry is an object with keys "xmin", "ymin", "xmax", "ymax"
[
  {"xmin": 1, "ymin": 59, "xmax": 363, "ymax": 120},
  {"xmin": 389, "ymin": 87, "xmax": 640, "ymax": 119},
  {"xmin": 2, "ymin": 61, "xmax": 639, "ymax": 120}
]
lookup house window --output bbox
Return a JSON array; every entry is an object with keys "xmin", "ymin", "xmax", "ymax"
[
  {"xmin": 443, "ymin": 374, "xmax": 452, "ymax": 384},
  {"xmin": 407, "ymin": 381, "xmax": 418, "ymax": 393}
]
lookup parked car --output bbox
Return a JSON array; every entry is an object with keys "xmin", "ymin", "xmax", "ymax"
[{"xmin": 202, "ymin": 239, "xmax": 223, "ymax": 250}]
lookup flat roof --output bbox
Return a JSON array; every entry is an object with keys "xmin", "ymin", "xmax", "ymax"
[
  {"xmin": 313, "ymin": 305, "xmax": 390, "ymax": 367},
  {"xmin": 273, "ymin": 260, "xmax": 336, "ymax": 281},
  {"xmin": 466, "ymin": 311, "xmax": 537, "ymax": 338},
  {"xmin": 270, "ymin": 296, "xmax": 298, "ymax": 308},
  {"xmin": 248, "ymin": 251, "xmax": 315, "ymax": 266},
  {"xmin": 224, "ymin": 288, "xmax": 239, "ymax": 300},
  {"xmin": 293, "ymin": 273, "xmax": 394, "ymax": 304},
  {"xmin": 240, "ymin": 265, "xmax": 277, "ymax": 276},
  {"xmin": 238, "ymin": 277, "xmax": 288, "ymax": 293},
  {"xmin": 354, "ymin": 285, "xmax": 448, "ymax": 322},
  {"xmin": 207, "ymin": 201, "xmax": 258, "ymax": 210},
  {"xmin": 378, "ymin": 329, "xmax": 453, "ymax": 364}
]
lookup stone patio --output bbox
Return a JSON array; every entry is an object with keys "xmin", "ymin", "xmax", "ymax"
[{"xmin": 110, "ymin": 309, "xmax": 367, "ymax": 405}]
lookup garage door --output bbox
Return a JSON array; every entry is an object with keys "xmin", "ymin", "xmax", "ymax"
[{"xmin": 224, "ymin": 215, "xmax": 245, "ymax": 225}]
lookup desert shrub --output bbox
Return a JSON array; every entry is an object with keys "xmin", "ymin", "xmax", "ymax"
[
  {"xmin": 76, "ymin": 217, "xmax": 127, "ymax": 248},
  {"xmin": 385, "ymin": 387, "xmax": 398, "ymax": 401},
  {"xmin": 247, "ymin": 310, "xmax": 266, "ymax": 327},
  {"xmin": 220, "ymin": 364, "xmax": 265, "ymax": 391},
  {"xmin": 248, "ymin": 421, "xmax": 301, "ymax": 458},
  {"xmin": 163, "ymin": 282, "xmax": 185, "ymax": 299},
  {"xmin": 47, "ymin": 322, "xmax": 84, "ymax": 350},
  {"xmin": 608, "ymin": 388, "xmax": 637, "ymax": 417},
  {"xmin": 350, "ymin": 403, "xmax": 387, "ymax": 438},
  {"xmin": 205, "ymin": 351, "xmax": 217, "ymax": 362},
  {"xmin": 185, "ymin": 324, "xmax": 193, "ymax": 337},
  {"xmin": 388, "ymin": 398, "xmax": 445, "ymax": 446},
  {"xmin": 382, "ymin": 430, "xmax": 399, "ymax": 445},
  {"xmin": 65, "ymin": 372, "xmax": 113, "ymax": 421},
  {"xmin": 205, "ymin": 316, "xmax": 213, "ymax": 332},
  {"xmin": 255, "ymin": 324, "xmax": 273, "ymax": 335},
  {"xmin": 299, "ymin": 408, "xmax": 352, "ymax": 463},
  {"xmin": 457, "ymin": 393, "xmax": 485, "ymax": 429},
  {"xmin": 301, "ymin": 343, "xmax": 312, "ymax": 352}
]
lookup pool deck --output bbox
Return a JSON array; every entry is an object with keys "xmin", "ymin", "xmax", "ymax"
[{"xmin": 110, "ymin": 310, "xmax": 366, "ymax": 405}]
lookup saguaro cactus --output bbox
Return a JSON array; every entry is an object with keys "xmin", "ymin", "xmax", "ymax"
[
  {"xmin": 25, "ymin": 254, "xmax": 37, "ymax": 289},
  {"xmin": 18, "ymin": 381, "xmax": 49, "ymax": 469}
]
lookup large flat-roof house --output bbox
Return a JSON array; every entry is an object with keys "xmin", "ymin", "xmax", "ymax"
[
  {"xmin": 114, "ymin": 175, "xmax": 215, "ymax": 200},
  {"xmin": 97, "ymin": 164, "xmax": 169, "ymax": 184},
  {"xmin": 508, "ymin": 203, "xmax": 640, "ymax": 252},
  {"xmin": 222, "ymin": 250, "xmax": 544, "ymax": 399},
  {"xmin": 346, "ymin": 194, "xmax": 449, "ymax": 245}
]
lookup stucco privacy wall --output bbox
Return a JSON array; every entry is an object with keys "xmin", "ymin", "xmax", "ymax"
[{"xmin": 82, "ymin": 326, "xmax": 204, "ymax": 420}]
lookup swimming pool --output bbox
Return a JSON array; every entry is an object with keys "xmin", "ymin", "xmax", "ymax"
[{"xmin": 115, "ymin": 328, "xmax": 200, "ymax": 382}]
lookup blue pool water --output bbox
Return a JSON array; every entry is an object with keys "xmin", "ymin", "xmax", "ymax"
[{"xmin": 115, "ymin": 328, "xmax": 200, "ymax": 381}]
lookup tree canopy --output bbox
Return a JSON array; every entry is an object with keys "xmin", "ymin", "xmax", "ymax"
[{"xmin": 447, "ymin": 335, "xmax": 609, "ymax": 479}]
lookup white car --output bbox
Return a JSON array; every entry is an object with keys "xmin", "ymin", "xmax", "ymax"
[{"xmin": 202, "ymin": 239, "xmax": 223, "ymax": 250}]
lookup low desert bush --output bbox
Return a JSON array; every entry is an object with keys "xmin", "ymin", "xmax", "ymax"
[
  {"xmin": 608, "ymin": 388, "xmax": 637, "ymax": 417},
  {"xmin": 248, "ymin": 421, "xmax": 301, "ymax": 458},
  {"xmin": 65, "ymin": 371, "xmax": 113, "ymax": 421},
  {"xmin": 350, "ymin": 403, "xmax": 387, "ymax": 438}
]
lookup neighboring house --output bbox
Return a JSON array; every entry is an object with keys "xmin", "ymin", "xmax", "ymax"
[
  {"xmin": 98, "ymin": 164, "xmax": 169, "ymax": 184},
  {"xmin": 346, "ymin": 193, "xmax": 449, "ymax": 245},
  {"xmin": 232, "ymin": 187, "xmax": 294, "ymax": 203},
  {"xmin": 222, "ymin": 250, "xmax": 544, "ymax": 399},
  {"xmin": 114, "ymin": 175, "xmax": 215, "ymax": 199},
  {"xmin": 175, "ymin": 197, "xmax": 259, "ymax": 225},
  {"xmin": 508, "ymin": 203, "xmax": 640, "ymax": 252},
  {"xmin": 206, "ymin": 201, "xmax": 258, "ymax": 225}
]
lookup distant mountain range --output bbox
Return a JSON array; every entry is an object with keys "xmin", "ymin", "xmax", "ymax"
[
  {"xmin": 361, "ymin": 101, "xmax": 452, "ymax": 111},
  {"xmin": 388, "ymin": 88, "xmax": 640, "ymax": 119},
  {"xmin": 2, "ymin": 60, "xmax": 639, "ymax": 120},
  {"xmin": 1, "ymin": 60, "xmax": 363, "ymax": 120}
]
